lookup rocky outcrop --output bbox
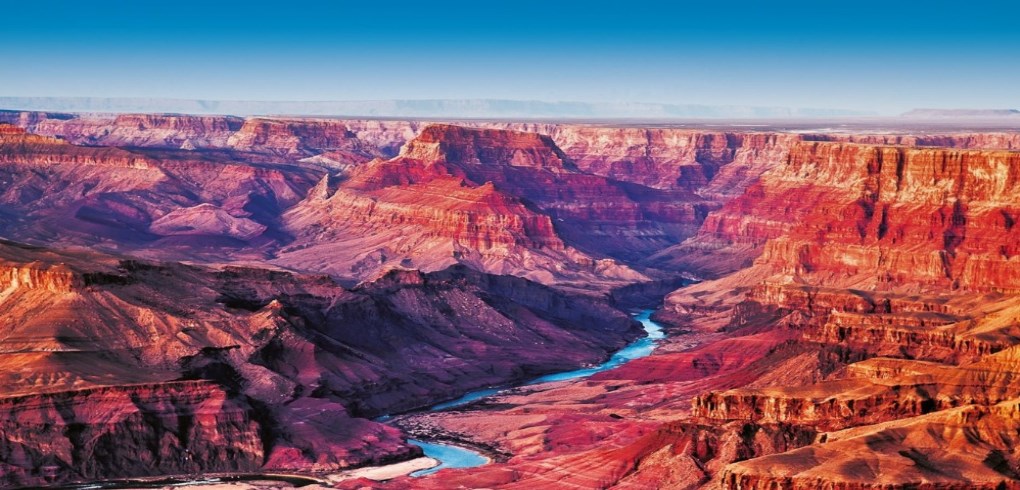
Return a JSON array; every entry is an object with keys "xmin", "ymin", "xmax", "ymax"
[
  {"xmin": 149, "ymin": 204, "xmax": 267, "ymax": 240},
  {"xmin": 718, "ymin": 401, "xmax": 1020, "ymax": 489},
  {"xmin": 5, "ymin": 110, "xmax": 1020, "ymax": 487},
  {"xmin": 638, "ymin": 139, "xmax": 1020, "ymax": 488},
  {"xmin": 743, "ymin": 142, "xmax": 1020, "ymax": 292},
  {"xmin": 0, "ymin": 262, "xmax": 79, "ymax": 294},
  {"xmin": 226, "ymin": 118, "xmax": 382, "ymax": 161},
  {"xmin": 0, "ymin": 124, "xmax": 156, "ymax": 169},
  {"xmin": 277, "ymin": 124, "xmax": 662, "ymax": 285},
  {"xmin": 0, "ymin": 381, "xmax": 264, "ymax": 488},
  {"xmin": 8, "ymin": 113, "xmax": 243, "ymax": 150},
  {"xmin": 0, "ymin": 239, "xmax": 641, "ymax": 485}
]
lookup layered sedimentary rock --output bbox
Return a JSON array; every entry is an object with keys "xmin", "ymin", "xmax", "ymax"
[
  {"xmin": 719, "ymin": 401, "xmax": 1020, "ymax": 490},
  {"xmin": 0, "ymin": 124, "xmax": 321, "ymax": 259},
  {"xmin": 656, "ymin": 140, "xmax": 1020, "ymax": 280},
  {"xmin": 355, "ymin": 137, "xmax": 1020, "ymax": 489},
  {"xmin": 803, "ymin": 131, "xmax": 1020, "ymax": 150},
  {"xmin": 0, "ymin": 381, "xmax": 266, "ymax": 488},
  {"xmin": 4, "ymin": 109, "xmax": 1020, "ymax": 488},
  {"xmin": 277, "ymin": 124, "xmax": 708, "ymax": 284},
  {"xmin": 0, "ymin": 238, "xmax": 641, "ymax": 486},
  {"xmin": 0, "ymin": 117, "xmax": 783, "ymax": 285},
  {"xmin": 641, "ymin": 140, "xmax": 1020, "ymax": 488}
]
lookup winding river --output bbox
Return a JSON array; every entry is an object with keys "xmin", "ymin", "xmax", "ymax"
[
  {"xmin": 408, "ymin": 309, "xmax": 665, "ymax": 477},
  {"xmin": 110, "ymin": 310, "xmax": 666, "ymax": 486}
]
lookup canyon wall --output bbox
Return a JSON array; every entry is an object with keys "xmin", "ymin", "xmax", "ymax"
[
  {"xmin": 0, "ymin": 239, "xmax": 641, "ymax": 486},
  {"xmin": 2, "ymin": 110, "xmax": 1020, "ymax": 487},
  {"xmin": 644, "ymin": 137, "xmax": 1020, "ymax": 489}
]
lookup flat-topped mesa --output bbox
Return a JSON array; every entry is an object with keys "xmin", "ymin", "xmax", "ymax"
[
  {"xmin": 536, "ymin": 127, "xmax": 798, "ymax": 194},
  {"xmin": 3, "ymin": 113, "xmax": 382, "ymax": 161},
  {"xmin": 399, "ymin": 124, "xmax": 576, "ymax": 172},
  {"xmin": 226, "ymin": 118, "xmax": 378, "ymax": 159},
  {"xmin": 803, "ymin": 131, "xmax": 1020, "ymax": 151},
  {"xmin": 0, "ymin": 123, "xmax": 154, "ymax": 169},
  {"xmin": 0, "ymin": 261, "xmax": 81, "ymax": 293},
  {"xmin": 782, "ymin": 142, "xmax": 1020, "ymax": 204},
  {"xmin": 304, "ymin": 178, "xmax": 568, "ymax": 252},
  {"xmin": 17, "ymin": 114, "xmax": 244, "ymax": 150}
]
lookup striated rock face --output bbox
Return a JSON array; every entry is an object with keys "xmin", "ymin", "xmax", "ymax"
[
  {"xmin": 658, "ymin": 141, "xmax": 1020, "ymax": 281},
  {"xmin": 354, "ymin": 134, "xmax": 1020, "ymax": 490},
  {"xmin": 719, "ymin": 401, "xmax": 1020, "ymax": 490},
  {"xmin": 400, "ymin": 124, "xmax": 575, "ymax": 171},
  {"xmin": 225, "ymin": 118, "xmax": 382, "ymax": 161},
  {"xmin": 638, "ymin": 139, "xmax": 1020, "ymax": 489},
  {"xmin": 5, "ymin": 110, "xmax": 1020, "ymax": 487},
  {"xmin": 0, "ymin": 116, "xmax": 773, "ymax": 284},
  {"xmin": 277, "ymin": 124, "xmax": 696, "ymax": 285},
  {"xmin": 0, "ymin": 124, "xmax": 156, "ymax": 169},
  {"xmin": 749, "ymin": 142, "xmax": 1020, "ymax": 292},
  {"xmin": 0, "ymin": 381, "xmax": 264, "ymax": 488},
  {"xmin": 0, "ymin": 239, "xmax": 640, "ymax": 486},
  {"xmin": 536, "ymin": 127, "xmax": 797, "ymax": 197}
]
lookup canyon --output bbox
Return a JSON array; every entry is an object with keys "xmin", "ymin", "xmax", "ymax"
[{"xmin": 0, "ymin": 109, "xmax": 1018, "ymax": 488}]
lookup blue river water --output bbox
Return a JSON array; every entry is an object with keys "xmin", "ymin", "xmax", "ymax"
[
  {"xmin": 531, "ymin": 310, "xmax": 664, "ymax": 383},
  {"xmin": 411, "ymin": 310, "xmax": 664, "ymax": 477},
  {"xmin": 407, "ymin": 439, "xmax": 491, "ymax": 477},
  {"xmin": 429, "ymin": 310, "xmax": 663, "ymax": 411},
  {"xmin": 102, "ymin": 311, "xmax": 666, "ymax": 486}
]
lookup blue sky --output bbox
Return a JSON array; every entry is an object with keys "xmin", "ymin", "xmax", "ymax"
[{"xmin": 1, "ymin": 0, "xmax": 1017, "ymax": 114}]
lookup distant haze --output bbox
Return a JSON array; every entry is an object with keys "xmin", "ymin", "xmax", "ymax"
[{"xmin": 0, "ymin": 97, "xmax": 875, "ymax": 119}]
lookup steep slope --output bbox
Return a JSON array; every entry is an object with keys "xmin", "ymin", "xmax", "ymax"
[
  {"xmin": 0, "ymin": 123, "xmax": 321, "ymax": 261},
  {"xmin": 5, "ymin": 111, "xmax": 1020, "ymax": 488},
  {"xmin": 0, "ymin": 239, "xmax": 641, "ymax": 486},
  {"xmin": 277, "ymin": 124, "xmax": 659, "ymax": 286},
  {"xmin": 639, "ymin": 141, "xmax": 1020, "ymax": 488},
  {"xmin": 357, "ymin": 139, "xmax": 1020, "ymax": 490}
]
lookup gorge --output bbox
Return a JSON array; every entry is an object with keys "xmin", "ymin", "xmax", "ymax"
[{"xmin": 0, "ymin": 110, "xmax": 1018, "ymax": 489}]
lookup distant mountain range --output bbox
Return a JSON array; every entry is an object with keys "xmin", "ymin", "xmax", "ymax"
[
  {"xmin": 0, "ymin": 97, "xmax": 873, "ymax": 119},
  {"xmin": 901, "ymin": 108, "xmax": 1020, "ymax": 118}
]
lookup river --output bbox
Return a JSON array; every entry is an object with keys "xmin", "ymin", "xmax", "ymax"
[
  {"xmin": 408, "ymin": 309, "xmax": 664, "ymax": 477},
  {"xmin": 95, "ymin": 310, "xmax": 666, "ymax": 486}
]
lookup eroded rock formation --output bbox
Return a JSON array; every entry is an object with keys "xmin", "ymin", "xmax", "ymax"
[{"xmin": 1, "ymin": 110, "xmax": 1019, "ymax": 488}]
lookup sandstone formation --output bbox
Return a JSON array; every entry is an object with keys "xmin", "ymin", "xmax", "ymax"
[
  {"xmin": 0, "ymin": 110, "xmax": 1019, "ymax": 488},
  {"xmin": 0, "ymin": 238, "xmax": 640, "ymax": 486},
  {"xmin": 645, "ymin": 139, "xmax": 1020, "ymax": 488}
]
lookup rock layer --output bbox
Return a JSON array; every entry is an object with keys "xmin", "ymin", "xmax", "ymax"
[
  {"xmin": 1, "ymin": 111, "xmax": 1020, "ymax": 487},
  {"xmin": 0, "ymin": 239, "xmax": 640, "ymax": 486}
]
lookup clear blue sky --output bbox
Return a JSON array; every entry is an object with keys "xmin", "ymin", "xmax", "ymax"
[{"xmin": 1, "ymin": 0, "xmax": 1017, "ymax": 114}]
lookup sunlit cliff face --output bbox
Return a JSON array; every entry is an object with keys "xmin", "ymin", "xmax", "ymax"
[{"xmin": 0, "ymin": 111, "xmax": 1019, "ymax": 488}]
